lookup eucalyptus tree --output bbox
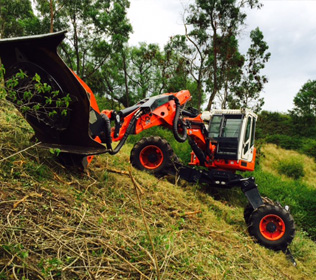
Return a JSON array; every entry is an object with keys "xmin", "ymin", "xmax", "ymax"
[
  {"xmin": 32, "ymin": 0, "xmax": 68, "ymax": 33},
  {"xmin": 175, "ymin": 0, "xmax": 268, "ymax": 111},
  {"xmin": 90, "ymin": 47, "xmax": 131, "ymax": 108},
  {"xmin": 0, "ymin": 0, "xmax": 39, "ymax": 38},
  {"xmin": 227, "ymin": 27, "xmax": 270, "ymax": 112},
  {"xmin": 128, "ymin": 43, "xmax": 162, "ymax": 101},
  {"xmin": 33, "ymin": 0, "xmax": 132, "ymax": 96}
]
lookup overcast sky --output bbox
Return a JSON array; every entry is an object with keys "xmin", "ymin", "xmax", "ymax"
[{"xmin": 127, "ymin": 0, "xmax": 316, "ymax": 112}]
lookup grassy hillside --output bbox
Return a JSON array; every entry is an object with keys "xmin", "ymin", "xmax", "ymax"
[
  {"xmin": 248, "ymin": 144, "xmax": 316, "ymax": 239},
  {"xmin": 259, "ymin": 144, "xmax": 316, "ymax": 187},
  {"xmin": 1, "ymin": 100, "xmax": 316, "ymax": 279}
]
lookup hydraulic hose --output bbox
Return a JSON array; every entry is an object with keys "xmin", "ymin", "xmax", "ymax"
[
  {"xmin": 188, "ymin": 138, "xmax": 206, "ymax": 166},
  {"xmin": 108, "ymin": 110, "xmax": 141, "ymax": 155},
  {"xmin": 100, "ymin": 113, "xmax": 113, "ymax": 150},
  {"xmin": 171, "ymin": 96, "xmax": 188, "ymax": 143}
]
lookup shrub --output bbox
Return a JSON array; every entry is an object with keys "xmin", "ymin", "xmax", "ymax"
[
  {"xmin": 277, "ymin": 158, "xmax": 305, "ymax": 180},
  {"xmin": 301, "ymin": 138, "xmax": 316, "ymax": 159},
  {"xmin": 265, "ymin": 134, "xmax": 302, "ymax": 150}
]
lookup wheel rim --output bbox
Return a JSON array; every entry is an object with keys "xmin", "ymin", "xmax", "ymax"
[
  {"xmin": 139, "ymin": 145, "xmax": 164, "ymax": 170},
  {"xmin": 259, "ymin": 214, "xmax": 286, "ymax": 241}
]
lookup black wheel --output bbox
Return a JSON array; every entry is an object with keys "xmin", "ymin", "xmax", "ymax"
[
  {"xmin": 130, "ymin": 136, "xmax": 176, "ymax": 174},
  {"xmin": 248, "ymin": 203, "xmax": 295, "ymax": 251},
  {"xmin": 244, "ymin": 203, "xmax": 254, "ymax": 225},
  {"xmin": 243, "ymin": 197, "xmax": 272, "ymax": 225}
]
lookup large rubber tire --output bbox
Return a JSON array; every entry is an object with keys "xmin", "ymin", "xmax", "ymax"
[
  {"xmin": 244, "ymin": 197, "xmax": 272, "ymax": 225},
  {"xmin": 130, "ymin": 136, "xmax": 176, "ymax": 174},
  {"xmin": 248, "ymin": 203, "xmax": 295, "ymax": 251},
  {"xmin": 244, "ymin": 203, "xmax": 254, "ymax": 226}
]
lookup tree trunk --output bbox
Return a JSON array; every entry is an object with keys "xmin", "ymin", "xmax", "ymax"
[
  {"xmin": 222, "ymin": 81, "xmax": 228, "ymax": 109},
  {"xmin": 122, "ymin": 51, "xmax": 130, "ymax": 107},
  {"xmin": 207, "ymin": 14, "xmax": 218, "ymax": 111},
  {"xmin": 50, "ymin": 0, "xmax": 54, "ymax": 33},
  {"xmin": 197, "ymin": 80, "xmax": 202, "ymax": 111},
  {"xmin": 72, "ymin": 15, "xmax": 80, "ymax": 74}
]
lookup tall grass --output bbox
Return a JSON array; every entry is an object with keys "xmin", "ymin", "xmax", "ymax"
[
  {"xmin": 260, "ymin": 144, "xmax": 316, "ymax": 187},
  {"xmin": 252, "ymin": 144, "xmax": 316, "ymax": 239},
  {"xmin": 252, "ymin": 169, "xmax": 316, "ymax": 239}
]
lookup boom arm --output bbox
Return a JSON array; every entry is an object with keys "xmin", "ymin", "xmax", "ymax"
[{"xmin": 0, "ymin": 31, "xmax": 190, "ymax": 162}]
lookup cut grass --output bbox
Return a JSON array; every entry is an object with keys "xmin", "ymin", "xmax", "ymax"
[{"xmin": 1, "ymin": 100, "xmax": 316, "ymax": 279}]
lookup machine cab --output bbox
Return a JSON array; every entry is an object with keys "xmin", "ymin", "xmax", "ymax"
[{"xmin": 202, "ymin": 109, "xmax": 257, "ymax": 167}]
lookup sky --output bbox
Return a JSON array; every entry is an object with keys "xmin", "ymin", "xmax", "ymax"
[{"xmin": 127, "ymin": 0, "xmax": 316, "ymax": 112}]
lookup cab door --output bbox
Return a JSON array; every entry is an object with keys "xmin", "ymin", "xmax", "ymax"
[{"xmin": 241, "ymin": 115, "xmax": 256, "ymax": 162}]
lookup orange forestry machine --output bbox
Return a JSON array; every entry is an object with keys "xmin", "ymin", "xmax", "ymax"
[{"xmin": 0, "ymin": 31, "xmax": 295, "ymax": 251}]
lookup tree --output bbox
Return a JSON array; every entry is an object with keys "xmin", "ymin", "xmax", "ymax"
[
  {"xmin": 95, "ymin": 42, "xmax": 200, "ymax": 109},
  {"xmin": 33, "ymin": 0, "xmax": 67, "ymax": 33},
  {"xmin": 0, "ymin": 0, "xmax": 40, "ymax": 38},
  {"xmin": 291, "ymin": 80, "xmax": 316, "ymax": 117},
  {"xmin": 33, "ymin": 0, "xmax": 132, "ymax": 96},
  {"xmin": 290, "ymin": 80, "xmax": 316, "ymax": 137},
  {"xmin": 175, "ymin": 0, "xmax": 268, "ymax": 111},
  {"xmin": 90, "ymin": 46, "xmax": 131, "ymax": 108},
  {"xmin": 228, "ymin": 27, "xmax": 270, "ymax": 112},
  {"xmin": 167, "ymin": 32, "xmax": 207, "ymax": 111},
  {"xmin": 128, "ymin": 43, "xmax": 162, "ymax": 101}
]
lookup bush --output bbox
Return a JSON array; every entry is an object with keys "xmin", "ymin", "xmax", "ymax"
[
  {"xmin": 256, "ymin": 111, "xmax": 293, "ymax": 139},
  {"xmin": 265, "ymin": 134, "xmax": 302, "ymax": 150},
  {"xmin": 277, "ymin": 158, "xmax": 305, "ymax": 180},
  {"xmin": 301, "ymin": 138, "xmax": 316, "ymax": 158}
]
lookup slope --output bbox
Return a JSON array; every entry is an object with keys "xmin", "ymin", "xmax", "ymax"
[{"xmin": 1, "ymin": 100, "xmax": 316, "ymax": 279}]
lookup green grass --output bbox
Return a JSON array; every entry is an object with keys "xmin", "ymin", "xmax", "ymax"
[
  {"xmin": 1, "ymin": 99, "xmax": 316, "ymax": 279},
  {"xmin": 277, "ymin": 157, "xmax": 305, "ymax": 180},
  {"xmin": 250, "ymin": 168, "xmax": 316, "ymax": 239}
]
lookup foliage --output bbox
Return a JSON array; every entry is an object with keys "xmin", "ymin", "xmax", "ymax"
[
  {"xmin": 301, "ymin": 138, "xmax": 316, "ymax": 159},
  {"xmin": 228, "ymin": 28, "xmax": 270, "ymax": 112},
  {"xmin": 33, "ymin": 0, "xmax": 132, "ymax": 98},
  {"xmin": 0, "ymin": 0, "xmax": 271, "ymax": 112},
  {"xmin": 95, "ymin": 42, "xmax": 201, "ymax": 109},
  {"xmin": 97, "ymin": 43, "xmax": 164, "ymax": 107},
  {"xmin": 256, "ymin": 109, "xmax": 316, "ymax": 159},
  {"xmin": 0, "ymin": 0, "xmax": 40, "ymax": 38},
  {"xmin": 291, "ymin": 79, "xmax": 316, "ymax": 118},
  {"xmin": 277, "ymin": 158, "xmax": 305, "ymax": 180},
  {"xmin": 128, "ymin": 43, "xmax": 162, "ymax": 100},
  {"xmin": 256, "ymin": 111, "xmax": 293, "ymax": 138},
  {"xmin": 3, "ymin": 69, "xmax": 71, "ymax": 130},
  {"xmin": 170, "ymin": 0, "xmax": 269, "ymax": 111},
  {"xmin": 288, "ymin": 80, "xmax": 316, "ymax": 137},
  {"xmin": 264, "ymin": 134, "xmax": 302, "ymax": 150}
]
